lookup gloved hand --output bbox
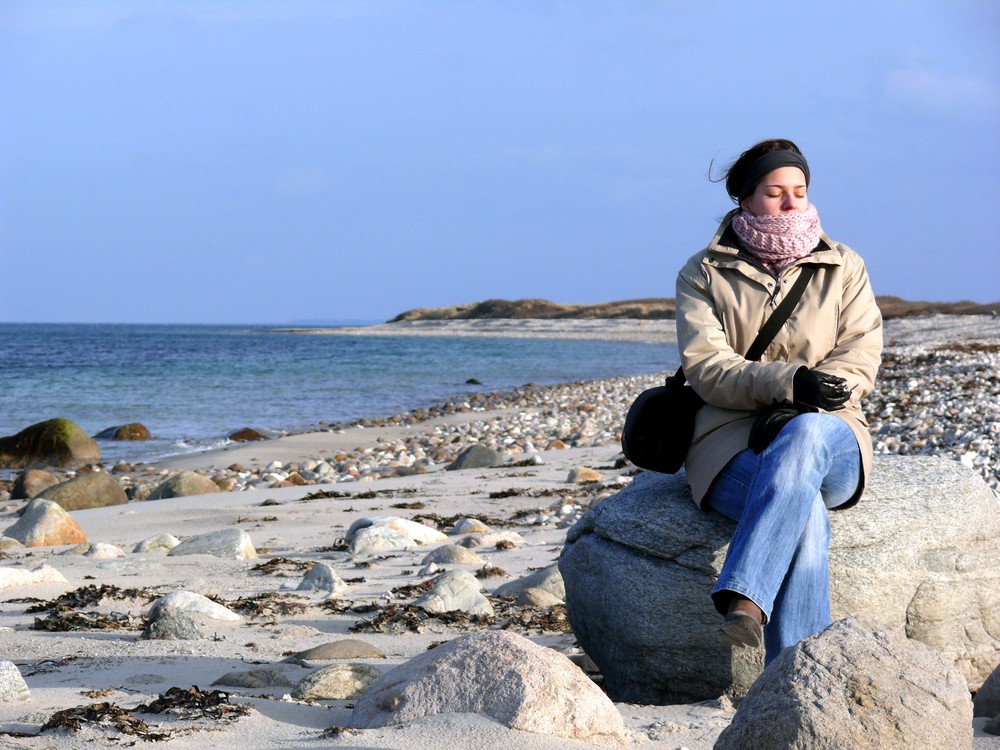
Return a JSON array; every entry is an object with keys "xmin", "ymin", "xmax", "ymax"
[
  {"xmin": 749, "ymin": 404, "xmax": 801, "ymax": 454},
  {"xmin": 793, "ymin": 368, "xmax": 851, "ymax": 411}
]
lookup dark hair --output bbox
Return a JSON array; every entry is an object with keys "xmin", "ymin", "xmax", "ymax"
[{"xmin": 715, "ymin": 139, "xmax": 806, "ymax": 204}]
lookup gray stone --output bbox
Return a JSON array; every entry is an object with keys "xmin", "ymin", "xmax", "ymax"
[
  {"xmin": 413, "ymin": 570, "xmax": 494, "ymax": 617},
  {"xmin": 515, "ymin": 587, "xmax": 563, "ymax": 607},
  {"xmin": 421, "ymin": 544, "xmax": 485, "ymax": 566},
  {"xmin": 296, "ymin": 561, "xmax": 348, "ymax": 595},
  {"xmin": 142, "ymin": 604, "xmax": 203, "ymax": 641},
  {"xmin": 292, "ymin": 663, "xmax": 382, "ymax": 700},
  {"xmin": 715, "ymin": 616, "xmax": 973, "ymax": 750},
  {"xmin": 147, "ymin": 471, "xmax": 221, "ymax": 499},
  {"xmin": 347, "ymin": 516, "xmax": 447, "ymax": 556},
  {"xmin": 148, "ymin": 591, "xmax": 242, "ymax": 623},
  {"xmin": 36, "ymin": 471, "xmax": 127, "ymax": 511},
  {"xmin": 0, "ymin": 661, "xmax": 30, "ymax": 702},
  {"xmin": 558, "ymin": 456, "xmax": 1000, "ymax": 703},
  {"xmin": 11, "ymin": 469, "xmax": 60, "ymax": 500},
  {"xmin": 446, "ymin": 444, "xmax": 504, "ymax": 471},
  {"xmin": 458, "ymin": 530, "xmax": 525, "ymax": 549},
  {"xmin": 975, "ymin": 663, "xmax": 1000, "ymax": 718},
  {"xmin": 167, "ymin": 528, "xmax": 257, "ymax": 560},
  {"xmin": 351, "ymin": 630, "xmax": 625, "ymax": 749},
  {"xmin": 494, "ymin": 564, "xmax": 565, "ymax": 601},
  {"xmin": 212, "ymin": 668, "xmax": 293, "ymax": 688},
  {"xmin": 133, "ymin": 533, "xmax": 181, "ymax": 554}
]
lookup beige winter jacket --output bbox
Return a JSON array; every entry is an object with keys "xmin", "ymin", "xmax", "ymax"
[{"xmin": 675, "ymin": 209, "xmax": 883, "ymax": 509}]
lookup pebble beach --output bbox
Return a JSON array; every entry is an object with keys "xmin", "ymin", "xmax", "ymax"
[{"xmin": 1, "ymin": 313, "xmax": 998, "ymax": 749}]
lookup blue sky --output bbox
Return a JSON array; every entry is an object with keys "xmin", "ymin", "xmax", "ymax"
[{"xmin": 1, "ymin": 1, "xmax": 997, "ymax": 324}]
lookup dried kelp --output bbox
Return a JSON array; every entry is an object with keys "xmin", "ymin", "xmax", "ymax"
[
  {"xmin": 25, "ymin": 584, "xmax": 157, "ymax": 614},
  {"xmin": 42, "ymin": 702, "xmax": 170, "ymax": 741},
  {"xmin": 222, "ymin": 593, "xmax": 308, "ymax": 618},
  {"xmin": 249, "ymin": 557, "xmax": 313, "ymax": 576},
  {"xmin": 136, "ymin": 686, "xmax": 251, "ymax": 721},
  {"xmin": 33, "ymin": 610, "xmax": 147, "ymax": 632},
  {"xmin": 350, "ymin": 604, "xmax": 494, "ymax": 634}
]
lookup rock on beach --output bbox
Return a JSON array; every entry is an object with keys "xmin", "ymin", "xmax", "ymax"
[
  {"xmin": 351, "ymin": 630, "xmax": 627, "ymax": 749},
  {"xmin": 2, "ymin": 497, "xmax": 87, "ymax": 547},
  {"xmin": 559, "ymin": 455, "xmax": 1000, "ymax": 702},
  {"xmin": 715, "ymin": 616, "xmax": 973, "ymax": 750}
]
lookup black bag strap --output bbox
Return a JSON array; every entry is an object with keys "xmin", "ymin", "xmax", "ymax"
[{"xmin": 672, "ymin": 264, "xmax": 817, "ymax": 382}]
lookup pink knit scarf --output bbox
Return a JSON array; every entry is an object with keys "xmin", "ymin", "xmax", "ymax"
[{"xmin": 731, "ymin": 204, "xmax": 822, "ymax": 273}]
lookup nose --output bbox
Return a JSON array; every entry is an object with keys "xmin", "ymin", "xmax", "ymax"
[{"xmin": 780, "ymin": 193, "xmax": 798, "ymax": 211}]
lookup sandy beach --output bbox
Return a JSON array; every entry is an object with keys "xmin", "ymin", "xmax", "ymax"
[{"xmin": 2, "ymin": 314, "xmax": 999, "ymax": 749}]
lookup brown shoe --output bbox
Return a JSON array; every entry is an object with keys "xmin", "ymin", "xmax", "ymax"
[{"xmin": 721, "ymin": 596, "xmax": 763, "ymax": 649}]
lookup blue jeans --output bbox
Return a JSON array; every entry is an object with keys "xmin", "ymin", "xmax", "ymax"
[{"xmin": 705, "ymin": 412, "xmax": 860, "ymax": 665}]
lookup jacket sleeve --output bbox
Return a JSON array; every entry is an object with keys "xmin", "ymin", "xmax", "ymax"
[
  {"xmin": 812, "ymin": 246, "xmax": 883, "ymax": 407},
  {"xmin": 675, "ymin": 255, "xmax": 801, "ymax": 410}
]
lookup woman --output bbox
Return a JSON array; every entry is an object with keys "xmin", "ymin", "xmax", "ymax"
[{"xmin": 675, "ymin": 138, "xmax": 882, "ymax": 665}]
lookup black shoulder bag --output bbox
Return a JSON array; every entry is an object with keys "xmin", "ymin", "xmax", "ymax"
[{"xmin": 621, "ymin": 265, "xmax": 817, "ymax": 474}]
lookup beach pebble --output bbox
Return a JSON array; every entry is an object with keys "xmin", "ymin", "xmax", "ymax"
[
  {"xmin": 292, "ymin": 663, "xmax": 382, "ymax": 701},
  {"xmin": 0, "ymin": 562, "xmax": 68, "ymax": 590},
  {"xmin": 515, "ymin": 587, "xmax": 563, "ymax": 607},
  {"xmin": 493, "ymin": 564, "xmax": 565, "ymax": 601},
  {"xmin": 148, "ymin": 591, "xmax": 243, "ymax": 622},
  {"xmin": 351, "ymin": 630, "xmax": 626, "ymax": 749},
  {"xmin": 567, "ymin": 467, "xmax": 603, "ymax": 484},
  {"xmin": 450, "ymin": 518, "xmax": 491, "ymax": 535},
  {"xmin": 715, "ymin": 616, "xmax": 973, "ymax": 750},
  {"xmin": 0, "ymin": 537, "xmax": 25, "ymax": 552},
  {"xmin": 445, "ymin": 444, "xmax": 505, "ymax": 471},
  {"xmin": 457, "ymin": 531, "xmax": 525, "ymax": 549},
  {"xmin": 421, "ymin": 544, "xmax": 484, "ymax": 566},
  {"xmin": 167, "ymin": 528, "xmax": 257, "ymax": 560},
  {"xmin": 296, "ymin": 561, "xmax": 348, "ymax": 596},
  {"xmin": 212, "ymin": 668, "xmax": 293, "ymax": 689},
  {"xmin": 413, "ymin": 570, "xmax": 494, "ymax": 617},
  {"xmin": 142, "ymin": 604, "xmax": 204, "ymax": 641},
  {"xmin": 147, "ymin": 470, "xmax": 222, "ymax": 499},
  {"xmin": 63, "ymin": 541, "xmax": 126, "ymax": 559},
  {"xmin": 133, "ymin": 533, "xmax": 181, "ymax": 554},
  {"xmin": 286, "ymin": 639, "xmax": 386, "ymax": 664},
  {"xmin": 346, "ymin": 516, "xmax": 447, "ymax": 557},
  {"xmin": 0, "ymin": 661, "xmax": 30, "ymax": 702},
  {"xmin": 2, "ymin": 497, "xmax": 87, "ymax": 547}
]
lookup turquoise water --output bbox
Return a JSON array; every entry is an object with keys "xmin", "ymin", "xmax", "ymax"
[{"xmin": 0, "ymin": 323, "xmax": 676, "ymax": 466}]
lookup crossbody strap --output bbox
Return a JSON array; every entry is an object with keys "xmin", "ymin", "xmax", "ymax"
[
  {"xmin": 671, "ymin": 264, "xmax": 817, "ymax": 382},
  {"xmin": 744, "ymin": 264, "xmax": 816, "ymax": 361}
]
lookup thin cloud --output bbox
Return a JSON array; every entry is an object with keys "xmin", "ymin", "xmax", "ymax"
[{"xmin": 885, "ymin": 63, "xmax": 997, "ymax": 116}]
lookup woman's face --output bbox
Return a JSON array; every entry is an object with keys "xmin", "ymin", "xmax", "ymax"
[{"xmin": 742, "ymin": 166, "xmax": 808, "ymax": 216}]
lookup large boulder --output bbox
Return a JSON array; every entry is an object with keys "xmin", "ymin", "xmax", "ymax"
[
  {"xmin": 2, "ymin": 498, "xmax": 87, "ymax": 547},
  {"xmin": 94, "ymin": 423, "xmax": 151, "ymax": 441},
  {"xmin": 351, "ymin": 630, "xmax": 626, "ymax": 748},
  {"xmin": 715, "ymin": 616, "xmax": 973, "ymax": 750},
  {"xmin": 147, "ymin": 471, "xmax": 221, "ymax": 499},
  {"xmin": 558, "ymin": 456, "xmax": 1000, "ymax": 703},
  {"xmin": 0, "ymin": 418, "xmax": 100, "ymax": 469},
  {"xmin": 35, "ymin": 471, "xmax": 127, "ymax": 511}
]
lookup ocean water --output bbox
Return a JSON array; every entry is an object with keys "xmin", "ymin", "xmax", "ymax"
[{"xmin": 0, "ymin": 323, "xmax": 677, "ymax": 466}]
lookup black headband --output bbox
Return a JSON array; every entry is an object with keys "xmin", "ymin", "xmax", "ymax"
[{"xmin": 734, "ymin": 150, "xmax": 810, "ymax": 202}]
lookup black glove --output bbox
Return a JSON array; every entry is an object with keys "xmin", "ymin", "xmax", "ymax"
[
  {"xmin": 749, "ymin": 404, "xmax": 801, "ymax": 454},
  {"xmin": 793, "ymin": 368, "xmax": 851, "ymax": 411}
]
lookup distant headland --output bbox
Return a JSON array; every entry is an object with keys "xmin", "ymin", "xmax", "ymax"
[{"xmin": 388, "ymin": 297, "xmax": 1000, "ymax": 323}]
